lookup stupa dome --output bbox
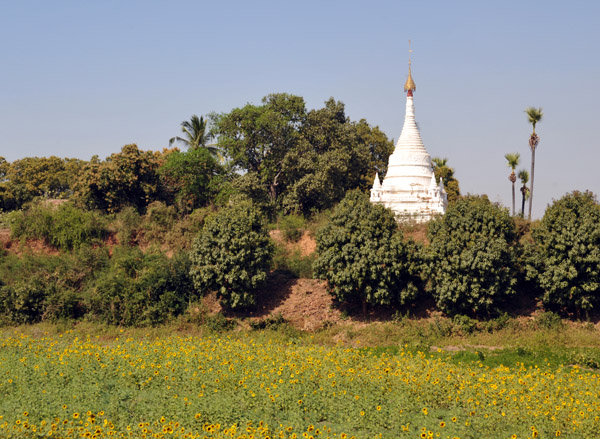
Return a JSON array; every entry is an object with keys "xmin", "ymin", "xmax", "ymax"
[{"xmin": 370, "ymin": 61, "xmax": 447, "ymax": 222}]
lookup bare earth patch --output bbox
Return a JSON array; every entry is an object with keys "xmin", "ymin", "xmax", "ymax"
[
  {"xmin": 203, "ymin": 272, "xmax": 341, "ymax": 330},
  {"xmin": 0, "ymin": 228, "xmax": 60, "ymax": 256},
  {"xmin": 269, "ymin": 230, "xmax": 316, "ymax": 257}
]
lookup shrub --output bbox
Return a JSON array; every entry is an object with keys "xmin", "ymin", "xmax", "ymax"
[
  {"xmin": 189, "ymin": 201, "xmax": 274, "ymax": 310},
  {"xmin": 113, "ymin": 206, "xmax": 142, "ymax": 246},
  {"xmin": 313, "ymin": 191, "xmax": 422, "ymax": 313},
  {"xmin": 0, "ymin": 248, "xmax": 108, "ymax": 324},
  {"xmin": 272, "ymin": 247, "xmax": 316, "ymax": 278},
  {"xmin": 203, "ymin": 313, "xmax": 236, "ymax": 333},
  {"xmin": 526, "ymin": 191, "xmax": 600, "ymax": 313},
  {"xmin": 535, "ymin": 311, "xmax": 564, "ymax": 330},
  {"xmin": 86, "ymin": 247, "xmax": 194, "ymax": 326},
  {"xmin": 427, "ymin": 195, "xmax": 519, "ymax": 316},
  {"xmin": 8, "ymin": 202, "xmax": 108, "ymax": 250},
  {"xmin": 279, "ymin": 214, "xmax": 305, "ymax": 242}
]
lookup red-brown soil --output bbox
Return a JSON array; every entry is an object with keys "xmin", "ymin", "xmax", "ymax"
[
  {"xmin": 0, "ymin": 228, "xmax": 60, "ymax": 256},
  {"xmin": 269, "ymin": 229, "xmax": 316, "ymax": 256}
]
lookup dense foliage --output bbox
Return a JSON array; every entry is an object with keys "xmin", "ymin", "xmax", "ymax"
[
  {"xmin": 212, "ymin": 94, "xmax": 393, "ymax": 215},
  {"xmin": 159, "ymin": 147, "xmax": 226, "ymax": 213},
  {"xmin": 189, "ymin": 201, "xmax": 274, "ymax": 309},
  {"xmin": 87, "ymin": 247, "xmax": 194, "ymax": 326},
  {"xmin": 7, "ymin": 202, "xmax": 108, "ymax": 250},
  {"xmin": 0, "ymin": 156, "xmax": 84, "ymax": 210},
  {"xmin": 0, "ymin": 245, "xmax": 194, "ymax": 326},
  {"xmin": 313, "ymin": 191, "xmax": 421, "ymax": 310},
  {"xmin": 0, "ymin": 247, "xmax": 108, "ymax": 324},
  {"xmin": 427, "ymin": 195, "xmax": 519, "ymax": 316},
  {"xmin": 527, "ymin": 191, "xmax": 600, "ymax": 312},
  {"xmin": 73, "ymin": 144, "xmax": 165, "ymax": 213}
]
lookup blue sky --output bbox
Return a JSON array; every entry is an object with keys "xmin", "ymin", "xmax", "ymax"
[{"xmin": 1, "ymin": 0, "xmax": 599, "ymax": 218}]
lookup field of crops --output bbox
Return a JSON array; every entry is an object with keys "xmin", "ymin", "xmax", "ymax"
[{"xmin": 0, "ymin": 330, "xmax": 598, "ymax": 439}]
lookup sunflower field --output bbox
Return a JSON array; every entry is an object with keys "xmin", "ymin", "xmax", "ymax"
[{"xmin": 0, "ymin": 331, "xmax": 598, "ymax": 439}]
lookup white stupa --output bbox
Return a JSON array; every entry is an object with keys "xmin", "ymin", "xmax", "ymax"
[{"xmin": 370, "ymin": 60, "xmax": 447, "ymax": 222}]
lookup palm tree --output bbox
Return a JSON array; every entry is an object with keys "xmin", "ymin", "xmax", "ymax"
[
  {"xmin": 169, "ymin": 115, "xmax": 222, "ymax": 160},
  {"xmin": 525, "ymin": 107, "xmax": 543, "ymax": 219},
  {"xmin": 431, "ymin": 157, "xmax": 461, "ymax": 204},
  {"xmin": 518, "ymin": 169, "xmax": 529, "ymax": 217},
  {"xmin": 504, "ymin": 153, "xmax": 520, "ymax": 216}
]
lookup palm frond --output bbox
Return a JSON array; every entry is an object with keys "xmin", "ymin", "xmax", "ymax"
[
  {"xmin": 518, "ymin": 169, "xmax": 529, "ymax": 184},
  {"xmin": 432, "ymin": 157, "xmax": 448, "ymax": 168},
  {"xmin": 504, "ymin": 153, "xmax": 520, "ymax": 169},
  {"xmin": 525, "ymin": 107, "xmax": 543, "ymax": 132}
]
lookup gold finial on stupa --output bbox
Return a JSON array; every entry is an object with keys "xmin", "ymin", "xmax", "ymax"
[{"xmin": 404, "ymin": 40, "xmax": 416, "ymax": 92}]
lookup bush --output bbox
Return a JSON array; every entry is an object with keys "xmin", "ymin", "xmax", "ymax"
[
  {"xmin": 313, "ymin": 191, "xmax": 422, "ymax": 312},
  {"xmin": 0, "ymin": 247, "xmax": 108, "ymax": 324},
  {"xmin": 526, "ymin": 191, "xmax": 600, "ymax": 313},
  {"xmin": 86, "ymin": 247, "xmax": 194, "ymax": 326},
  {"xmin": 272, "ymin": 246, "xmax": 316, "ymax": 278},
  {"xmin": 427, "ymin": 195, "xmax": 519, "ymax": 316},
  {"xmin": 8, "ymin": 202, "xmax": 108, "ymax": 250},
  {"xmin": 535, "ymin": 311, "xmax": 564, "ymax": 330},
  {"xmin": 279, "ymin": 214, "xmax": 305, "ymax": 242},
  {"xmin": 203, "ymin": 313, "xmax": 236, "ymax": 333},
  {"xmin": 113, "ymin": 206, "xmax": 142, "ymax": 246},
  {"xmin": 189, "ymin": 201, "xmax": 274, "ymax": 310}
]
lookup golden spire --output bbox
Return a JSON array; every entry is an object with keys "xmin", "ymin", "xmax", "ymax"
[{"xmin": 404, "ymin": 39, "xmax": 416, "ymax": 92}]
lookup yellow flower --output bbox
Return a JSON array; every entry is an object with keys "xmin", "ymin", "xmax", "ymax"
[{"xmin": 73, "ymin": 413, "xmax": 79, "ymax": 419}]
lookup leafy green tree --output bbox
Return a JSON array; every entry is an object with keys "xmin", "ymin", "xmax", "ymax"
[
  {"xmin": 281, "ymin": 99, "xmax": 393, "ymax": 215},
  {"xmin": 526, "ymin": 191, "xmax": 600, "ymax": 313},
  {"xmin": 525, "ymin": 106, "xmax": 543, "ymax": 219},
  {"xmin": 0, "ymin": 156, "xmax": 86, "ymax": 210},
  {"xmin": 313, "ymin": 191, "xmax": 422, "ymax": 315},
  {"xmin": 518, "ymin": 169, "xmax": 529, "ymax": 217},
  {"xmin": 212, "ymin": 93, "xmax": 306, "ymax": 205},
  {"xmin": 431, "ymin": 157, "xmax": 461, "ymax": 204},
  {"xmin": 159, "ymin": 147, "xmax": 224, "ymax": 213},
  {"xmin": 504, "ymin": 153, "xmax": 520, "ymax": 216},
  {"xmin": 74, "ymin": 144, "xmax": 163, "ymax": 213},
  {"xmin": 427, "ymin": 195, "xmax": 519, "ymax": 316},
  {"xmin": 189, "ymin": 201, "xmax": 274, "ymax": 310},
  {"xmin": 213, "ymin": 94, "xmax": 393, "ymax": 215}
]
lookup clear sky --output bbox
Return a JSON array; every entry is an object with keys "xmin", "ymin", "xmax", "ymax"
[{"xmin": 1, "ymin": 0, "xmax": 598, "ymax": 218}]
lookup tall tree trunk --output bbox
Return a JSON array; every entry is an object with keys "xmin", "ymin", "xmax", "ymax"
[
  {"xmin": 528, "ymin": 134, "xmax": 539, "ymax": 220},
  {"xmin": 521, "ymin": 186, "xmax": 526, "ymax": 217},
  {"xmin": 509, "ymin": 171, "xmax": 516, "ymax": 216},
  {"xmin": 528, "ymin": 148, "xmax": 535, "ymax": 220},
  {"xmin": 511, "ymin": 182, "xmax": 516, "ymax": 216}
]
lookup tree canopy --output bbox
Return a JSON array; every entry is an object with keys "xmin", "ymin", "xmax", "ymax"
[
  {"xmin": 212, "ymin": 94, "xmax": 394, "ymax": 215},
  {"xmin": 313, "ymin": 191, "xmax": 422, "ymax": 313},
  {"xmin": 527, "ymin": 191, "xmax": 600, "ymax": 313},
  {"xmin": 427, "ymin": 195, "xmax": 519, "ymax": 316},
  {"xmin": 189, "ymin": 200, "xmax": 274, "ymax": 310}
]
